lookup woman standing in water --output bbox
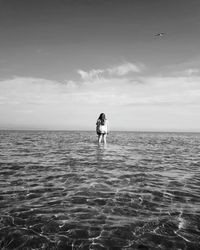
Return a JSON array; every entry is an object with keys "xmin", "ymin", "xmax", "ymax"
[{"xmin": 96, "ymin": 113, "xmax": 109, "ymax": 143}]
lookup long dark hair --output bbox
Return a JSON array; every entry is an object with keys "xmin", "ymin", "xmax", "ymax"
[{"xmin": 98, "ymin": 113, "xmax": 106, "ymax": 125}]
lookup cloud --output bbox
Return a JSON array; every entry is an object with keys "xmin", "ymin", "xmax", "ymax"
[
  {"xmin": 1, "ymin": 71, "xmax": 200, "ymax": 108},
  {"xmin": 77, "ymin": 69, "xmax": 104, "ymax": 81},
  {"xmin": 77, "ymin": 62, "xmax": 143, "ymax": 81},
  {"xmin": 1, "ymin": 70, "xmax": 200, "ymax": 130},
  {"xmin": 107, "ymin": 62, "xmax": 142, "ymax": 76},
  {"xmin": 16, "ymin": 109, "xmax": 33, "ymax": 113},
  {"xmin": 185, "ymin": 68, "xmax": 199, "ymax": 76},
  {"xmin": 126, "ymin": 75, "xmax": 200, "ymax": 106},
  {"xmin": 0, "ymin": 77, "xmax": 63, "ymax": 106}
]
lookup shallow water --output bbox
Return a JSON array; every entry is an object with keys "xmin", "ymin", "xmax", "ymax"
[{"xmin": 0, "ymin": 130, "xmax": 200, "ymax": 250}]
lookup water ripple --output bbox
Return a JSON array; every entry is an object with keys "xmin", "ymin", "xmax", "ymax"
[{"xmin": 0, "ymin": 131, "xmax": 200, "ymax": 249}]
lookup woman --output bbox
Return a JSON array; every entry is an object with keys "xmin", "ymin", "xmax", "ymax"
[{"xmin": 96, "ymin": 113, "xmax": 109, "ymax": 143}]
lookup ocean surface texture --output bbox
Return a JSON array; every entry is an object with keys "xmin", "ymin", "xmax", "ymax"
[{"xmin": 0, "ymin": 131, "xmax": 200, "ymax": 250}]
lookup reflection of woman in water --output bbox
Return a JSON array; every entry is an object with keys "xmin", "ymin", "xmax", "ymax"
[{"xmin": 96, "ymin": 113, "xmax": 109, "ymax": 143}]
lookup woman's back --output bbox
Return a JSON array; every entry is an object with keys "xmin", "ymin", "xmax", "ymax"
[
  {"xmin": 97, "ymin": 119, "xmax": 108, "ymax": 133},
  {"xmin": 96, "ymin": 113, "xmax": 108, "ymax": 143}
]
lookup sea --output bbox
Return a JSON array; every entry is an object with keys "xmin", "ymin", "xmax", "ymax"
[{"xmin": 0, "ymin": 130, "xmax": 200, "ymax": 250}]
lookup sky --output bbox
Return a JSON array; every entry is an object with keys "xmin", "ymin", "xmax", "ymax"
[{"xmin": 0, "ymin": 0, "xmax": 200, "ymax": 131}]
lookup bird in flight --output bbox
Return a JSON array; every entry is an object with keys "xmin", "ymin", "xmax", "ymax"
[{"xmin": 154, "ymin": 32, "xmax": 165, "ymax": 37}]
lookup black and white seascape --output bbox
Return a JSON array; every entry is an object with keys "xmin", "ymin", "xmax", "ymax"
[
  {"xmin": 0, "ymin": 131, "xmax": 200, "ymax": 249},
  {"xmin": 1, "ymin": 0, "xmax": 200, "ymax": 249}
]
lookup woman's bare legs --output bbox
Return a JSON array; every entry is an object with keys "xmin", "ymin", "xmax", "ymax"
[
  {"xmin": 98, "ymin": 134, "xmax": 103, "ymax": 143},
  {"xmin": 102, "ymin": 134, "xmax": 107, "ymax": 144}
]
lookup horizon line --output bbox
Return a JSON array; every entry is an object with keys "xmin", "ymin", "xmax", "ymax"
[{"xmin": 0, "ymin": 129, "xmax": 200, "ymax": 134}]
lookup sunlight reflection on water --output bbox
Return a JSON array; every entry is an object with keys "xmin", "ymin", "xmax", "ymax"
[{"xmin": 0, "ymin": 131, "xmax": 200, "ymax": 249}]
